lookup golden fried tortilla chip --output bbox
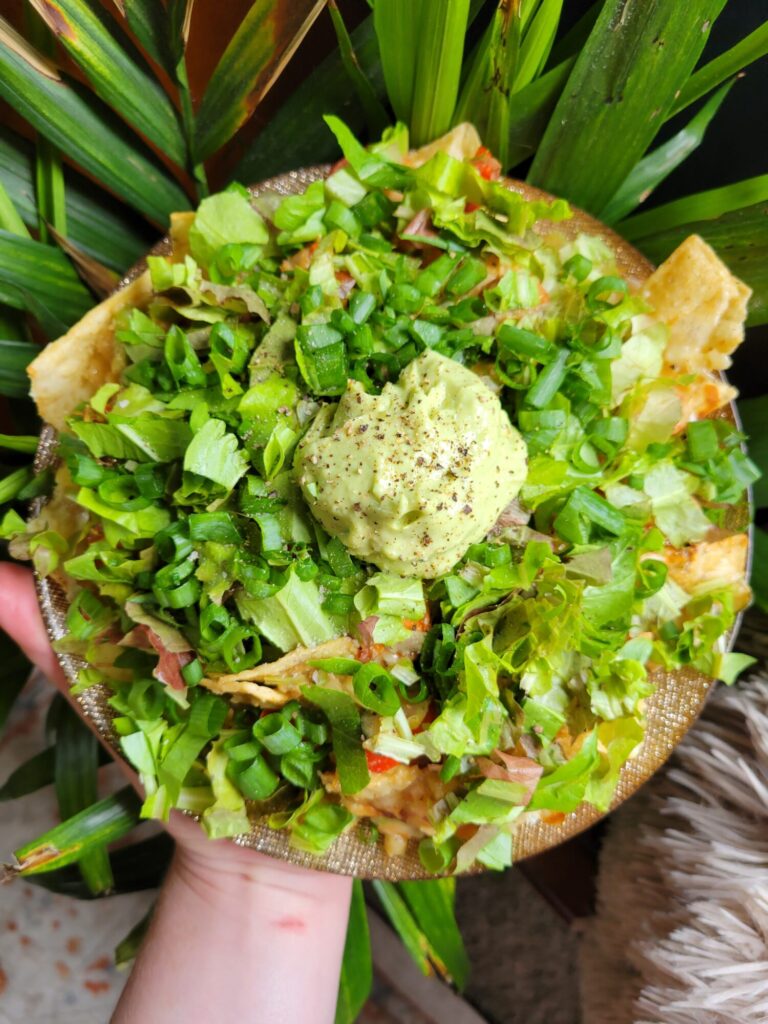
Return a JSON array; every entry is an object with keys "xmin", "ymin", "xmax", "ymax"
[
  {"xmin": 28, "ymin": 270, "xmax": 153, "ymax": 431},
  {"xmin": 642, "ymin": 234, "xmax": 751, "ymax": 373}
]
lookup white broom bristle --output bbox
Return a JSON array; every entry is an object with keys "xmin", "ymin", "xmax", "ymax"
[{"xmin": 580, "ymin": 678, "xmax": 768, "ymax": 1024}]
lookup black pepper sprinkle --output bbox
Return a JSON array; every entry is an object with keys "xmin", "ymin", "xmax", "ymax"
[
  {"xmin": 358, "ymin": 423, "xmax": 368, "ymax": 433},
  {"xmin": 462, "ymin": 504, "xmax": 472, "ymax": 514}
]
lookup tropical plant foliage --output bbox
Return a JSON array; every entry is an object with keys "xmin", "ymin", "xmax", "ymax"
[{"xmin": 0, "ymin": 1, "xmax": 766, "ymax": 1018}]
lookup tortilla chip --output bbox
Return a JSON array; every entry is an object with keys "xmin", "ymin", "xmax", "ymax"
[
  {"xmin": 170, "ymin": 211, "xmax": 195, "ymax": 260},
  {"xmin": 672, "ymin": 373, "xmax": 737, "ymax": 433},
  {"xmin": 642, "ymin": 235, "xmax": 751, "ymax": 373},
  {"xmin": 28, "ymin": 270, "xmax": 153, "ymax": 431},
  {"xmin": 200, "ymin": 675, "xmax": 292, "ymax": 709},
  {"xmin": 407, "ymin": 122, "xmax": 482, "ymax": 167},
  {"xmin": 662, "ymin": 533, "xmax": 749, "ymax": 598}
]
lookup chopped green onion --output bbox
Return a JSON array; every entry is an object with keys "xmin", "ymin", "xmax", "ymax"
[
  {"xmin": 181, "ymin": 659, "xmax": 204, "ymax": 687},
  {"xmin": 189, "ymin": 511, "xmax": 243, "ymax": 544},
  {"xmin": 253, "ymin": 713, "xmax": 302, "ymax": 755},
  {"xmin": 353, "ymin": 663, "xmax": 400, "ymax": 716},
  {"xmin": 525, "ymin": 349, "xmax": 569, "ymax": 408}
]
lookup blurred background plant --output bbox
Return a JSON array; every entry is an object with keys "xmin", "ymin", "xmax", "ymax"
[{"xmin": 0, "ymin": 1, "xmax": 766, "ymax": 1018}]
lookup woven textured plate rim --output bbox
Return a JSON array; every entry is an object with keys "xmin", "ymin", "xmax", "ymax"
[{"xmin": 33, "ymin": 164, "xmax": 747, "ymax": 879}]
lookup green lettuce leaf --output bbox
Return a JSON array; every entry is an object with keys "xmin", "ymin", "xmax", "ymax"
[
  {"xmin": 183, "ymin": 417, "xmax": 249, "ymax": 491},
  {"xmin": 189, "ymin": 188, "xmax": 269, "ymax": 267},
  {"xmin": 528, "ymin": 730, "xmax": 599, "ymax": 813}
]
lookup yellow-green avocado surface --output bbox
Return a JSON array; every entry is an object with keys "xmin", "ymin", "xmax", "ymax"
[{"xmin": 294, "ymin": 350, "xmax": 528, "ymax": 578}]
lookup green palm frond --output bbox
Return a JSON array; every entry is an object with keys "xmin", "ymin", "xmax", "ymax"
[{"xmin": 193, "ymin": 0, "xmax": 328, "ymax": 162}]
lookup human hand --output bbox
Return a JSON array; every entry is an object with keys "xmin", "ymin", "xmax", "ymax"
[{"xmin": 0, "ymin": 562, "xmax": 351, "ymax": 1024}]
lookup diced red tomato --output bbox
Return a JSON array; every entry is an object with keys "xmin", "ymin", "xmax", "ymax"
[
  {"xmin": 402, "ymin": 608, "xmax": 431, "ymax": 632},
  {"xmin": 365, "ymin": 750, "xmax": 400, "ymax": 773},
  {"xmin": 472, "ymin": 146, "xmax": 502, "ymax": 181},
  {"xmin": 465, "ymin": 201, "xmax": 480, "ymax": 213}
]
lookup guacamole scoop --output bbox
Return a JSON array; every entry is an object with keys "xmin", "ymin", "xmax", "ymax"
[{"xmin": 295, "ymin": 349, "xmax": 527, "ymax": 578}]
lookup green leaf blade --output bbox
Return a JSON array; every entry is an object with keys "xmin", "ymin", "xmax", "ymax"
[
  {"xmin": 0, "ymin": 229, "xmax": 93, "ymax": 330},
  {"xmin": 670, "ymin": 20, "xmax": 768, "ymax": 118},
  {"xmin": 619, "ymin": 174, "xmax": 768, "ymax": 241},
  {"xmin": 397, "ymin": 879, "xmax": 469, "ymax": 989},
  {"xmin": 194, "ymin": 0, "xmax": 328, "ymax": 163},
  {"xmin": 335, "ymin": 880, "xmax": 372, "ymax": 1024},
  {"xmin": 0, "ymin": 125, "xmax": 153, "ymax": 272},
  {"xmin": 14, "ymin": 785, "xmax": 141, "ymax": 875},
  {"xmin": 409, "ymin": 0, "xmax": 471, "ymax": 147},
  {"xmin": 53, "ymin": 700, "xmax": 113, "ymax": 894},
  {"xmin": 233, "ymin": 16, "xmax": 384, "ymax": 183},
  {"xmin": 528, "ymin": 0, "xmax": 728, "ymax": 212},
  {"xmin": 373, "ymin": 0, "xmax": 420, "ymax": 124},
  {"xmin": 29, "ymin": 0, "xmax": 186, "ymax": 167},
  {"xmin": 328, "ymin": 0, "xmax": 388, "ymax": 137},
  {"xmin": 0, "ymin": 18, "xmax": 188, "ymax": 224},
  {"xmin": 372, "ymin": 880, "xmax": 431, "ymax": 976},
  {"xmin": 600, "ymin": 79, "xmax": 735, "ymax": 225},
  {"xmin": 0, "ymin": 747, "xmax": 55, "ymax": 802}
]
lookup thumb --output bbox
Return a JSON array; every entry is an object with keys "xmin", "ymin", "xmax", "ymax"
[{"xmin": 0, "ymin": 563, "xmax": 69, "ymax": 693}]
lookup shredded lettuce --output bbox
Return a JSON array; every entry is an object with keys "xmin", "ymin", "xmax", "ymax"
[{"xmin": 189, "ymin": 188, "xmax": 269, "ymax": 267}]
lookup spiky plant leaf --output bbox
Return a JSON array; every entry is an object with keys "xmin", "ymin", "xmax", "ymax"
[
  {"xmin": 24, "ymin": 5, "xmax": 67, "ymax": 246},
  {"xmin": 0, "ymin": 126, "xmax": 153, "ymax": 272},
  {"xmin": 669, "ymin": 20, "xmax": 768, "ymax": 118},
  {"xmin": 193, "ymin": 0, "xmax": 328, "ymax": 163},
  {"xmin": 28, "ymin": 0, "xmax": 186, "ymax": 166},
  {"xmin": 13, "ymin": 785, "xmax": 141, "ymax": 875},
  {"xmin": 546, "ymin": 0, "xmax": 599, "ymax": 66},
  {"xmin": 335, "ymin": 880, "xmax": 372, "ymax": 1024},
  {"xmin": 48, "ymin": 227, "xmax": 119, "ymax": 298},
  {"xmin": 115, "ymin": 906, "xmax": 154, "ymax": 965},
  {"xmin": 505, "ymin": 56, "xmax": 573, "ymax": 168},
  {"xmin": 456, "ymin": 1, "xmax": 521, "ymax": 167},
  {"xmin": 529, "ymin": 0, "xmax": 728, "ymax": 212},
  {"xmin": 397, "ymin": 880, "xmax": 469, "ymax": 989},
  {"xmin": 53, "ymin": 699, "xmax": 112, "ymax": 894},
  {"xmin": 600, "ymin": 80, "xmax": 735, "ymax": 224},
  {"xmin": 122, "ymin": 0, "xmax": 179, "ymax": 74},
  {"xmin": 373, "ymin": 0, "xmax": 419, "ymax": 124},
  {"xmin": 27, "ymin": 835, "xmax": 173, "ymax": 900},
  {"xmin": 0, "ymin": 229, "xmax": 92, "ymax": 329},
  {"xmin": 619, "ymin": 175, "xmax": 768, "ymax": 240},
  {"xmin": 0, "ymin": 629, "xmax": 30, "ymax": 738},
  {"xmin": 515, "ymin": 0, "xmax": 563, "ymax": 90},
  {"xmin": 0, "ymin": 339, "xmax": 38, "ymax": 398},
  {"xmin": 372, "ymin": 880, "xmax": 432, "ymax": 975},
  {"xmin": 0, "ymin": 179, "xmax": 29, "ymax": 237},
  {"xmin": 0, "ymin": 747, "xmax": 55, "ymax": 801},
  {"xmin": 0, "ymin": 434, "xmax": 37, "ymax": 453},
  {"xmin": 409, "ymin": 0, "xmax": 471, "ymax": 146},
  {"xmin": 0, "ymin": 17, "xmax": 188, "ymax": 223},
  {"xmin": 328, "ymin": 0, "xmax": 388, "ymax": 136},
  {"xmin": 233, "ymin": 16, "xmax": 384, "ymax": 183}
]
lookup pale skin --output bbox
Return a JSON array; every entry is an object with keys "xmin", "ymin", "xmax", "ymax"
[{"xmin": 0, "ymin": 564, "xmax": 352, "ymax": 1024}]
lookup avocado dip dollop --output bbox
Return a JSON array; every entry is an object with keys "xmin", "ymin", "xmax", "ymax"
[{"xmin": 294, "ymin": 349, "xmax": 527, "ymax": 578}]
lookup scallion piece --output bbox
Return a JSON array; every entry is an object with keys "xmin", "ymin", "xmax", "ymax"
[
  {"xmin": 524, "ymin": 349, "xmax": 569, "ymax": 408},
  {"xmin": 353, "ymin": 663, "xmax": 400, "ymax": 716},
  {"xmin": 189, "ymin": 511, "xmax": 243, "ymax": 544},
  {"xmin": 253, "ymin": 713, "xmax": 302, "ymax": 755},
  {"xmin": 181, "ymin": 658, "xmax": 204, "ymax": 687},
  {"xmin": 230, "ymin": 754, "xmax": 279, "ymax": 801}
]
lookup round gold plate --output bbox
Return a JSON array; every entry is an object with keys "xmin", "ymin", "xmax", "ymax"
[{"xmin": 33, "ymin": 166, "xmax": 747, "ymax": 879}]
